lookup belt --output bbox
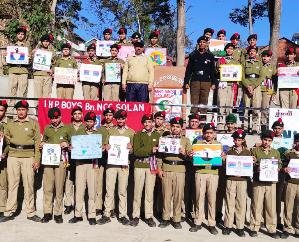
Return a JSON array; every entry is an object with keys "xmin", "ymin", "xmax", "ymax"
[
  {"xmin": 10, "ymin": 143, "xmax": 35, "ymax": 150},
  {"xmin": 245, "ymin": 74, "xmax": 259, "ymax": 78},
  {"xmin": 163, "ymin": 160, "xmax": 184, "ymax": 166}
]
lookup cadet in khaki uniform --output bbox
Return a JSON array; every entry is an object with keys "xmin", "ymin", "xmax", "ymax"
[
  {"xmin": 217, "ymin": 29, "xmax": 226, "ymax": 41},
  {"xmin": 243, "ymin": 34, "xmax": 261, "ymax": 60},
  {"xmin": 33, "ymin": 34, "xmax": 55, "ymax": 99},
  {"xmin": 0, "ymin": 100, "xmax": 9, "ymax": 217},
  {"xmin": 281, "ymin": 133, "xmax": 299, "ymax": 239},
  {"xmin": 7, "ymin": 26, "xmax": 31, "ymax": 109},
  {"xmin": 116, "ymin": 28, "xmax": 132, "ymax": 46},
  {"xmin": 64, "ymin": 106, "xmax": 85, "ymax": 214},
  {"xmin": 217, "ymin": 43, "xmax": 241, "ymax": 130},
  {"xmin": 147, "ymin": 30, "xmax": 162, "ymax": 48},
  {"xmin": 69, "ymin": 111, "xmax": 108, "ymax": 225},
  {"xmin": 153, "ymin": 111, "xmax": 168, "ymax": 135},
  {"xmin": 102, "ymin": 44, "xmax": 125, "ymax": 101},
  {"xmin": 260, "ymin": 50, "xmax": 276, "ymax": 126},
  {"xmin": 40, "ymin": 107, "xmax": 69, "ymax": 224},
  {"xmin": 249, "ymin": 130, "xmax": 281, "ymax": 239},
  {"xmin": 55, "ymin": 43, "xmax": 77, "ymax": 99},
  {"xmin": 0, "ymin": 100, "xmax": 41, "ymax": 223},
  {"xmin": 222, "ymin": 129, "xmax": 251, "ymax": 237},
  {"xmin": 242, "ymin": 46, "xmax": 263, "ymax": 132},
  {"xmin": 189, "ymin": 123, "xmax": 221, "ymax": 235},
  {"xmin": 130, "ymin": 114, "xmax": 160, "ymax": 227},
  {"xmin": 98, "ymin": 109, "xmax": 134, "ymax": 226},
  {"xmin": 122, "ymin": 41, "xmax": 154, "ymax": 102},
  {"xmin": 230, "ymin": 33, "xmax": 244, "ymax": 63},
  {"xmin": 81, "ymin": 43, "xmax": 102, "ymax": 100},
  {"xmin": 103, "ymin": 28, "xmax": 112, "ymax": 41},
  {"xmin": 158, "ymin": 117, "xmax": 192, "ymax": 230},
  {"xmin": 279, "ymin": 47, "xmax": 299, "ymax": 109}
]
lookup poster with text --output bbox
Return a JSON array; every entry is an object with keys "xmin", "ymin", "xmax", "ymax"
[
  {"xmin": 105, "ymin": 63, "xmax": 121, "ymax": 83},
  {"xmin": 277, "ymin": 66, "xmax": 299, "ymax": 89},
  {"xmin": 71, "ymin": 134, "xmax": 102, "ymax": 159},
  {"xmin": 288, "ymin": 159, "xmax": 299, "ymax": 179},
  {"xmin": 6, "ymin": 46, "xmax": 29, "ymax": 64},
  {"xmin": 220, "ymin": 64, "xmax": 242, "ymax": 82},
  {"xmin": 96, "ymin": 40, "xmax": 115, "ymax": 57},
  {"xmin": 54, "ymin": 67, "xmax": 77, "ymax": 84},
  {"xmin": 158, "ymin": 137, "xmax": 180, "ymax": 154},
  {"xmin": 80, "ymin": 63, "xmax": 102, "ymax": 83},
  {"xmin": 145, "ymin": 48, "xmax": 167, "ymax": 66},
  {"xmin": 192, "ymin": 143, "xmax": 222, "ymax": 166},
  {"xmin": 226, "ymin": 155, "xmax": 253, "ymax": 177},
  {"xmin": 259, "ymin": 159, "xmax": 278, "ymax": 182},
  {"xmin": 42, "ymin": 144, "xmax": 61, "ymax": 166},
  {"xmin": 33, "ymin": 49, "xmax": 52, "ymax": 71},
  {"xmin": 108, "ymin": 136, "xmax": 130, "ymax": 165}
]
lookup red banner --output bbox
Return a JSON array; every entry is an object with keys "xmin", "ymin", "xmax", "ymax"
[{"xmin": 38, "ymin": 98, "xmax": 152, "ymax": 133}]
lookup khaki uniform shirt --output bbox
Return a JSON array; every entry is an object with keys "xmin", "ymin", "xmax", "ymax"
[
  {"xmin": 55, "ymin": 56, "xmax": 77, "ymax": 69},
  {"xmin": 242, "ymin": 58, "xmax": 263, "ymax": 88},
  {"xmin": 42, "ymin": 123, "xmax": 70, "ymax": 144}
]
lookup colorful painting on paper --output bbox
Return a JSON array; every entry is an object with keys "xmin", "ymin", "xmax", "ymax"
[
  {"xmin": 145, "ymin": 48, "xmax": 167, "ymax": 66},
  {"xmin": 105, "ymin": 63, "xmax": 121, "ymax": 83},
  {"xmin": 192, "ymin": 143, "xmax": 222, "ymax": 166},
  {"xmin": 6, "ymin": 46, "xmax": 29, "ymax": 64}
]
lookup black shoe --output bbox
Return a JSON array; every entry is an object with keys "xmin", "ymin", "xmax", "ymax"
[
  {"xmin": 97, "ymin": 215, "xmax": 111, "ymax": 225},
  {"xmin": 64, "ymin": 206, "xmax": 73, "ymax": 215},
  {"xmin": 181, "ymin": 217, "xmax": 186, "ymax": 222},
  {"xmin": 189, "ymin": 224, "xmax": 202, "ymax": 232},
  {"xmin": 129, "ymin": 217, "xmax": 139, "ymax": 227},
  {"xmin": 269, "ymin": 232, "xmax": 280, "ymax": 239},
  {"xmin": 0, "ymin": 216, "xmax": 14, "ymax": 223},
  {"xmin": 222, "ymin": 228, "xmax": 231, "ymax": 235},
  {"xmin": 280, "ymin": 231, "xmax": 289, "ymax": 239},
  {"xmin": 208, "ymin": 226, "xmax": 218, "ymax": 235},
  {"xmin": 249, "ymin": 230, "xmax": 258, "ymax": 237},
  {"xmin": 68, "ymin": 217, "xmax": 83, "ymax": 223},
  {"xmin": 41, "ymin": 214, "xmax": 52, "ymax": 223},
  {"xmin": 236, "ymin": 229, "xmax": 246, "ymax": 237},
  {"xmin": 96, "ymin": 209, "xmax": 102, "ymax": 216},
  {"xmin": 89, "ymin": 218, "xmax": 96, "ymax": 225},
  {"xmin": 158, "ymin": 220, "xmax": 170, "ymax": 228},
  {"xmin": 110, "ymin": 210, "xmax": 116, "ymax": 218},
  {"xmin": 0, "ymin": 212, "xmax": 4, "ymax": 218},
  {"xmin": 27, "ymin": 215, "xmax": 41, "ymax": 222},
  {"xmin": 144, "ymin": 218, "xmax": 156, "ymax": 227},
  {"xmin": 118, "ymin": 217, "xmax": 130, "ymax": 225},
  {"xmin": 54, "ymin": 215, "xmax": 63, "ymax": 224},
  {"xmin": 173, "ymin": 222, "xmax": 182, "ymax": 229},
  {"xmin": 277, "ymin": 223, "xmax": 284, "ymax": 231}
]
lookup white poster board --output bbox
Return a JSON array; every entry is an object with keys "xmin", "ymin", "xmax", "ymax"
[
  {"xmin": 6, "ymin": 46, "xmax": 29, "ymax": 64},
  {"xmin": 107, "ymin": 136, "xmax": 130, "ymax": 165},
  {"xmin": 158, "ymin": 137, "xmax": 180, "ymax": 154},
  {"xmin": 217, "ymin": 134, "xmax": 234, "ymax": 153},
  {"xmin": 278, "ymin": 67, "xmax": 299, "ymax": 89},
  {"xmin": 288, "ymin": 159, "xmax": 299, "ymax": 179},
  {"xmin": 96, "ymin": 40, "xmax": 115, "ymax": 57},
  {"xmin": 220, "ymin": 64, "xmax": 242, "ymax": 82},
  {"xmin": 271, "ymin": 137, "xmax": 293, "ymax": 150},
  {"xmin": 185, "ymin": 129, "xmax": 202, "ymax": 144},
  {"xmin": 33, "ymin": 49, "xmax": 52, "ymax": 71},
  {"xmin": 226, "ymin": 155, "xmax": 253, "ymax": 177},
  {"xmin": 0, "ymin": 138, "xmax": 3, "ymax": 162},
  {"xmin": 80, "ymin": 63, "xmax": 102, "ymax": 83},
  {"xmin": 71, "ymin": 134, "xmax": 102, "ymax": 159},
  {"xmin": 54, "ymin": 67, "xmax": 78, "ymax": 85},
  {"xmin": 105, "ymin": 63, "xmax": 121, "ymax": 83},
  {"xmin": 42, "ymin": 144, "xmax": 61, "ymax": 166},
  {"xmin": 259, "ymin": 159, "xmax": 278, "ymax": 182}
]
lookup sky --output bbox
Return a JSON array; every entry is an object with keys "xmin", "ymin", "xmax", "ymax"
[{"xmin": 76, "ymin": 0, "xmax": 299, "ymax": 46}]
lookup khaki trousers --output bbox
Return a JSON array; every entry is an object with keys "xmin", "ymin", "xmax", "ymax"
[
  {"xmin": 283, "ymin": 182, "xmax": 299, "ymax": 234},
  {"xmin": 8, "ymin": 73, "xmax": 28, "ymax": 108},
  {"xmin": 243, "ymin": 86, "xmax": 261, "ymax": 131},
  {"xmin": 103, "ymin": 166, "xmax": 129, "ymax": 218},
  {"xmin": 279, "ymin": 89, "xmax": 298, "ymax": 109},
  {"xmin": 34, "ymin": 75, "xmax": 52, "ymax": 98},
  {"xmin": 190, "ymin": 81, "xmax": 211, "ymax": 113},
  {"xmin": 75, "ymin": 162, "xmax": 96, "ymax": 219},
  {"xmin": 56, "ymin": 84, "xmax": 74, "ymax": 99},
  {"xmin": 82, "ymin": 83, "xmax": 99, "ymax": 100},
  {"xmin": 194, "ymin": 173, "xmax": 219, "ymax": 226},
  {"xmin": 43, "ymin": 163, "xmax": 66, "ymax": 215},
  {"xmin": 102, "ymin": 84, "xmax": 119, "ymax": 101},
  {"xmin": 132, "ymin": 168, "xmax": 156, "ymax": 219},
  {"xmin": 249, "ymin": 181, "xmax": 277, "ymax": 233},
  {"xmin": 94, "ymin": 165, "xmax": 105, "ymax": 210},
  {"xmin": 224, "ymin": 179, "xmax": 247, "ymax": 229},
  {"xmin": 5, "ymin": 157, "xmax": 35, "ymax": 217},
  {"xmin": 64, "ymin": 169, "xmax": 74, "ymax": 207},
  {"xmin": 217, "ymin": 85, "xmax": 234, "ymax": 130},
  {"xmin": 261, "ymin": 92, "xmax": 271, "ymax": 125},
  {"xmin": 162, "ymin": 171, "xmax": 185, "ymax": 222},
  {"xmin": 0, "ymin": 163, "xmax": 7, "ymax": 212}
]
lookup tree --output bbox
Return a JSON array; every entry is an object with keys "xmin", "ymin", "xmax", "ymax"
[{"xmin": 176, "ymin": 0, "xmax": 185, "ymax": 66}]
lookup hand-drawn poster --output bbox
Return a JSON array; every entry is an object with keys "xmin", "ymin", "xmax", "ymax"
[
  {"xmin": 54, "ymin": 67, "xmax": 78, "ymax": 85},
  {"xmin": 6, "ymin": 46, "xmax": 29, "ymax": 64},
  {"xmin": 259, "ymin": 159, "xmax": 278, "ymax": 182},
  {"xmin": 192, "ymin": 143, "xmax": 222, "ymax": 166},
  {"xmin": 220, "ymin": 64, "xmax": 242, "ymax": 82},
  {"xmin": 209, "ymin": 39, "xmax": 228, "ymax": 58},
  {"xmin": 105, "ymin": 63, "xmax": 121, "ymax": 83},
  {"xmin": 217, "ymin": 134, "xmax": 234, "ymax": 153},
  {"xmin": 277, "ymin": 67, "xmax": 299, "ymax": 89},
  {"xmin": 226, "ymin": 155, "xmax": 253, "ymax": 177},
  {"xmin": 42, "ymin": 144, "xmax": 61, "ymax": 166},
  {"xmin": 33, "ymin": 49, "xmax": 52, "ymax": 71},
  {"xmin": 108, "ymin": 136, "xmax": 130, "ymax": 165},
  {"xmin": 185, "ymin": 129, "xmax": 202, "ymax": 144},
  {"xmin": 158, "ymin": 137, "xmax": 180, "ymax": 154},
  {"xmin": 80, "ymin": 63, "xmax": 102, "ymax": 83},
  {"xmin": 71, "ymin": 134, "xmax": 102, "ymax": 159},
  {"xmin": 96, "ymin": 40, "xmax": 115, "ymax": 57},
  {"xmin": 288, "ymin": 159, "xmax": 299, "ymax": 179},
  {"xmin": 145, "ymin": 48, "xmax": 167, "ymax": 66}
]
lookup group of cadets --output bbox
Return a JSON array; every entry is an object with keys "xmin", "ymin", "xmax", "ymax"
[
  {"xmin": 0, "ymin": 99, "xmax": 298, "ymax": 240},
  {"xmin": 183, "ymin": 27, "xmax": 298, "ymax": 132}
]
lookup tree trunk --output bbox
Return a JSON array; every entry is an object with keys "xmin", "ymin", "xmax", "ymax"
[
  {"xmin": 176, "ymin": 0, "xmax": 185, "ymax": 66},
  {"xmin": 248, "ymin": 0, "xmax": 253, "ymax": 34},
  {"xmin": 50, "ymin": 0, "xmax": 57, "ymax": 31},
  {"xmin": 269, "ymin": 0, "xmax": 281, "ymax": 66}
]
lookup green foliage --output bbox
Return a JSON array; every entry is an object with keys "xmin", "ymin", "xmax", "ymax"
[{"xmin": 229, "ymin": 0, "xmax": 268, "ymax": 27}]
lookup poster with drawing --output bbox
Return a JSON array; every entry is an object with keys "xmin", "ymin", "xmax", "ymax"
[
  {"xmin": 33, "ymin": 49, "xmax": 52, "ymax": 71},
  {"xmin": 0, "ymin": 138, "xmax": 3, "ymax": 162},
  {"xmin": 105, "ymin": 63, "xmax": 121, "ymax": 83},
  {"xmin": 220, "ymin": 64, "xmax": 242, "ymax": 82},
  {"xmin": 288, "ymin": 159, "xmax": 299, "ymax": 179},
  {"xmin": 226, "ymin": 155, "xmax": 253, "ymax": 177},
  {"xmin": 145, "ymin": 48, "xmax": 167, "ymax": 66},
  {"xmin": 71, "ymin": 134, "xmax": 102, "ymax": 159},
  {"xmin": 96, "ymin": 40, "xmax": 115, "ymax": 57},
  {"xmin": 6, "ymin": 46, "xmax": 29, "ymax": 64},
  {"xmin": 259, "ymin": 159, "xmax": 278, "ymax": 182},
  {"xmin": 185, "ymin": 129, "xmax": 202, "ymax": 144},
  {"xmin": 54, "ymin": 67, "xmax": 78, "ymax": 84},
  {"xmin": 42, "ymin": 144, "xmax": 61, "ymax": 166},
  {"xmin": 108, "ymin": 136, "xmax": 130, "ymax": 165},
  {"xmin": 158, "ymin": 137, "xmax": 180, "ymax": 154},
  {"xmin": 80, "ymin": 63, "xmax": 102, "ymax": 83},
  {"xmin": 217, "ymin": 134, "xmax": 234, "ymax": 153},
  {"xmin": 192, "ymin": 143, "xmax": 222, "ymax": 166},
  {"xmin": 277, "ymin": 67, "xmax": 299, "ymax": 89}
]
